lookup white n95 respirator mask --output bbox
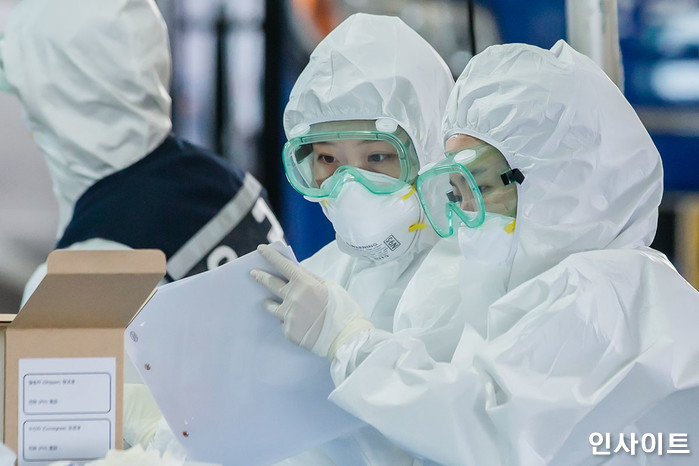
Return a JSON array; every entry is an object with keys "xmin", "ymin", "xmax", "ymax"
[
  {"xmin": 318, "ymin": 173, "xmax": 426, "ymax": 264},
  {"xmin": 457, "ymin": 212, "xmax": 517, "ymax": 267}
]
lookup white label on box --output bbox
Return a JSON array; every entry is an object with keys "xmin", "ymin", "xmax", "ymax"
[
  {"xmin": 24, "ymin": 372, "xmax": 111, "ymax": 414},
  {"xmin": 18, "ymin": 358, "xmax": 116, "ymax": 466},
  {"xmin": 23, "ymin": 419, "xmax": 111, "ymax": 461}
]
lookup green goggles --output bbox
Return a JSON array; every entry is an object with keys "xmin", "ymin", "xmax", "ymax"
[
  {"xmin": 282, "ymin": 130, "xmax": 417, "ymax": 198},
  {"xmin": 416, "ymin": 145, "xmax": 524, "ymax": 238}
]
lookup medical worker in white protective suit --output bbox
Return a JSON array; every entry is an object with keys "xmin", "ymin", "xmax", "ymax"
[
  {"xmin": 256, "ymin": 40, "xmax": 699, "ymax": 465},
  {"xmin": 251, "ymin": 13, "xmax": 457, "ymax": 465}
]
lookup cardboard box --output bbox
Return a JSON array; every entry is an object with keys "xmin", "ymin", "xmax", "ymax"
[{"xmin": 3, "ymin": 249, "xmax": 165, "ymax": 464}]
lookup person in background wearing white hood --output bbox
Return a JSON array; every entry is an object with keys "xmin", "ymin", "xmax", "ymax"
[
  {"xmin": 252, "ymin": 13, "xmax": 454, "ymax": 465},
  {"xmin": 256, "ymin": 40, "xmax": 699, "ymax": 465},
  {"xmin": 0, "ymin": 0, "xmax": 284, "ymax": 307}
]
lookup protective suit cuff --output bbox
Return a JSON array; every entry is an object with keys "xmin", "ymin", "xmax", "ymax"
[{"xmin": 327, "ymin": 319, "xmax": 373, "ymax": 361}]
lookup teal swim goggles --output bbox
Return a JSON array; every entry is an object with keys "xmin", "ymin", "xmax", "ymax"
[
  {"xmin": 282, "ymin": 119, "xmax": 419, "ymax": 199},
  {"xmin": 416, "ymin": 143, "xmax": 524, "ymax": 238}
]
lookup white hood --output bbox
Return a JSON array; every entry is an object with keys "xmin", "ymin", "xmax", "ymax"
[
  {"xmin": 283, "ymin": 13, "xmax": 454, "ymax": 169},
  {"xmin": 0, "ymin": 0, "xmax": 172, "ymax": 235},
  {"xmin": 443, "ymin": 40, "xmax": 663, "ymax": 288}
]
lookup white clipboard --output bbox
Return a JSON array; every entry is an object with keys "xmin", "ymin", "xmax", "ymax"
[{"xmin": 125, "ymin": 243, "xmax": 364, "ymax": 465}]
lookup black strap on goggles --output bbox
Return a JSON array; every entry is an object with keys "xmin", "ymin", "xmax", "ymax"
[{"xmin": 500, "ymin": 168, "xmax": 525, "ymax": 186}]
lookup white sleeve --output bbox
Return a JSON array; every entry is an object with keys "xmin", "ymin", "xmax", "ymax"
[
  {"xmin": 329, "ymin": 328, "xmax": 500, "ymax": 465},
  {"xmin": 20, "ymin": 261, "xmax": 48, "ymax": 309},
  {"xmin": 327, "ymin": 252, "xmax": 699, "ymax": 465}
]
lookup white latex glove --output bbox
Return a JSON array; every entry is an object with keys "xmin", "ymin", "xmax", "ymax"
[{"xmin": 251, "ymin": 244, "xmax": 373, "ymax": 359}]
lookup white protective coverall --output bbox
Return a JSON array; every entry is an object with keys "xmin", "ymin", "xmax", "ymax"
[
  {"xmin": 327, "ymin": 40, "xmax": 699, "ymax": 465},
  {"xmin": 279, "ymin": 13, "xmax": 456, "ymax": 465},
  {"xmin": 287, "ymin": 13, "xmax": 454, "ymax": 331}
]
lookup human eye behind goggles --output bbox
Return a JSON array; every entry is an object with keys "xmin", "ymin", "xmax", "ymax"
[{"xmin": 367, "ymin": 151, "xmax": 397, "ymax": 163}]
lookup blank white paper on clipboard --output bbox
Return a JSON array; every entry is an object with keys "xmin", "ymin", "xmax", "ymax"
[{"xmin": 125, "ymin": 242, "xmax": 364, "ymax": 465}]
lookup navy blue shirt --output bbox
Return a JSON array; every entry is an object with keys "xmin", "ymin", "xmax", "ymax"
[{"xmin": 58, "ymin": 135, "xmax": 282, "ymax": 280}]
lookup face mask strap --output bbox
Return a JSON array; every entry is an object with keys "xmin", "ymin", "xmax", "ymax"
[
  {"xmin": 440, "ymin": 204, "xmax": 457, "ymax": 238},
  {"xmin": 500, "ymin": 168, "xmax": 525, "ymax": 186}
]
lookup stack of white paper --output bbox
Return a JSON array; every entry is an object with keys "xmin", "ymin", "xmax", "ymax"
[{"xmin": 125, "ymin": 243, "xmax": 364, "ymax": 465}]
